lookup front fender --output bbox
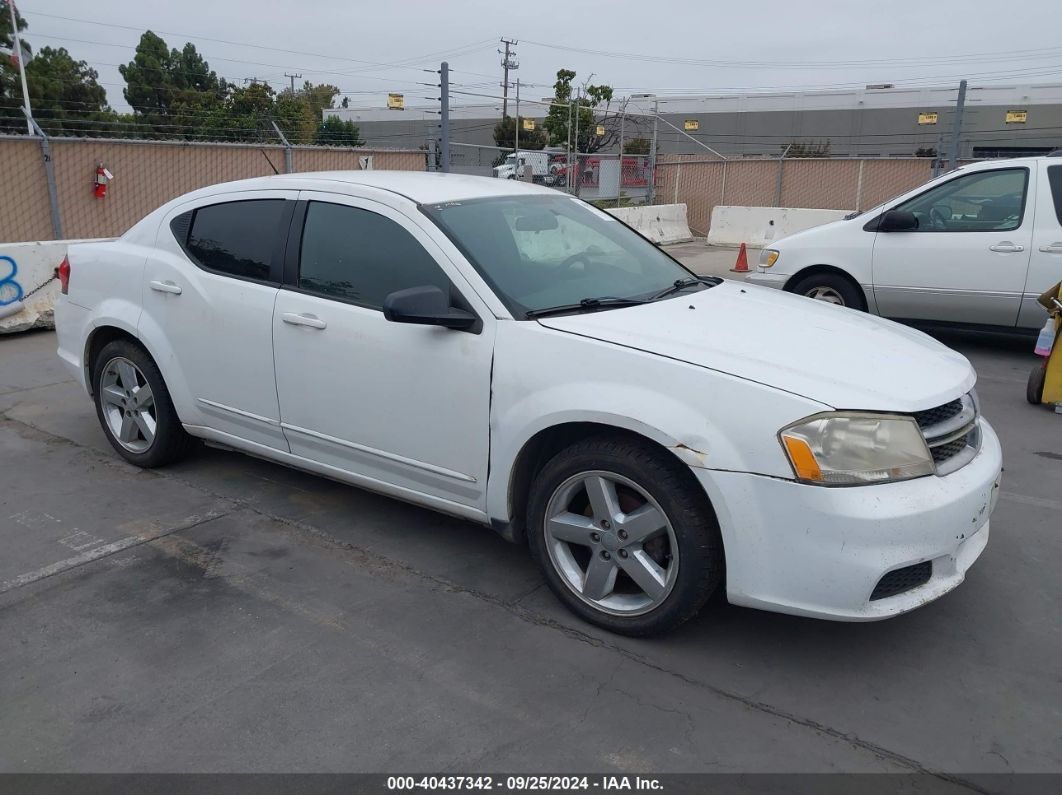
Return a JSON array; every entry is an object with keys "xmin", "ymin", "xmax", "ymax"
[{"xmin": 486, "ymin": 322, "xmax": 827, "ymax": 525}]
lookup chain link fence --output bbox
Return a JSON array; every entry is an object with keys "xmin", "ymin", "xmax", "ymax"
[
  {"xmin": 2, "ymin": 129, "xmax": 986, "ymax": 245},
  {"xmin": 0, "ymin": 135, "xmax": 427, "ymax": 242}
]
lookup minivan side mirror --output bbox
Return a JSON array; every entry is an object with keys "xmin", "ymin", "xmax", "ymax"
[
  {"xmin": 877, "ymin": 209, "xmax": 919, "ymax": 232},
  {"xmin": 382, "ymin": 285, "xmax": 478, "ymax": 331}
]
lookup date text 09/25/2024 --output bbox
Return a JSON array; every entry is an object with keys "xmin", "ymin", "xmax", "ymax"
[{"xmin": 386, "ymin": 776, "xmax": 664, "ymax": 791}]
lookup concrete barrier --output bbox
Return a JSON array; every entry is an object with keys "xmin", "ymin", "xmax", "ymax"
[
  {"xmin": 706, "ymin": 206, "xmax": 851, "ymax": 248},
  {"xmin": 606, "ymin": 204, "xmax": 693, "ymax": 245},
  {"xmin": 0, "ymin": 240, "xmax": 102, "ymax": 334}
]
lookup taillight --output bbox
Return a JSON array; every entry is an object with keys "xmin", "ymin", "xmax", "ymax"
[{"xmin": 56, "ymin": 256, "xmax": 70, "ymax": 295}]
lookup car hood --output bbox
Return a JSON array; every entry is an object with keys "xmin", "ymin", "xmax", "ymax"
[{"xmin": 536, "ymin": 281, "xmax": 975, "ymax": 411}]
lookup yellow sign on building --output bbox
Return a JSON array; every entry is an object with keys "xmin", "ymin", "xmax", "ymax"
[
  {"xmin": 522, "ymin": 118, "xmax": 535, "ymax": 131},
  {"xmin": 1006, "ymin": 109, "xmax": 1028, "ymax": 124},
  {"xmin": 595, "ymin": 125, "xmax": 606, "ymax": 136},
  {"xmin": 684, "ymin": 119, "xmax": 700, "ymax": 131},
  {"xmin": 917, "ymin": 112, "xmax": 938, "ymax": 125},
  {"xmin": 387, "ymin": 93, "xmax": 404, "ymax": 110}
]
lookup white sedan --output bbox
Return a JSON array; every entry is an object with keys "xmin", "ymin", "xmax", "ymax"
[{"xmin": 54, "ymin": 171, "xmax": 1002, "ymax": 635}]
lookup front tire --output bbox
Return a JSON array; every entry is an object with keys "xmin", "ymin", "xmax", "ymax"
[
  {"xmin": 92, "ymin": 339, "xmax": 193, "ymax": 467},
  {"xmin": 527, "ymin": 435, "xmax": 724, "ymax": 636},
  {"xmin": 789, "ymin": 272, "xmax": 864, "ymax": 310}
]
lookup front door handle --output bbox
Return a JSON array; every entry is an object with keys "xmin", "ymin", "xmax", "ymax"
[
  {"xmin": 149, "ymin": 279, "xmax": 182, "ymax": 295},
  {"xmin": 988, "ymin": 242, "xmax": 1024, "ymax": 253},
  {"xmin": 1039, "ymin": 242, "xmax": 1062, "ymax": 254},
  {"xmin": 281, "ymin": 312, "xmax": 327, "ymax": 330}
]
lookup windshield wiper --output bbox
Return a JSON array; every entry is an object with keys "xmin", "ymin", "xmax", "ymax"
[
  {"xmin": 525, "ymin": 296, "xmax": 648, "ymax": 319},
  {"xmin": 648, "ymin": 276, "xmax": 721, "ymax": 301}
]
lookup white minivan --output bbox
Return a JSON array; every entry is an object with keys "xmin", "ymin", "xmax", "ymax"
[
  {"xmin": 748, "ymin": 155, "xmax": 1062, "ymax": 330},
  {"xmin": 55, "ymin": 171, "xmax": 1002, "ymax": 635}
]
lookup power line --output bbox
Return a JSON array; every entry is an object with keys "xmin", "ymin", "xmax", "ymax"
[
  {"xmin": 520, "ymin": 38, "xmax": 1062, "ymax": 70},
  {"xmin": 23, "ymin": 11, "xmax": 494, "ymax": 74}
]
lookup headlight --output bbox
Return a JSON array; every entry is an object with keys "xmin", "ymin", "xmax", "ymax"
[
  {"xmin": 779, "ymin": 412, "xmax": 934, "ymax": 485},
  {"xmin": 759, "ymin": 249, "xmax": 780, "ymax": 268}
]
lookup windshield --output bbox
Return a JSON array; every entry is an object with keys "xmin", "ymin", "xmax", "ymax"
[
  {"xmin": 421, "ymin": 194, "xmax": 695, "ymax": 317},
  {"xmin": 504, "ymin": 154, "xmax": 517, "ymax": 165}
]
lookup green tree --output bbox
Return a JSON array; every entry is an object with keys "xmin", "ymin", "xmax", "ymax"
[
  {"xmin": 624, "ymin": 137, "xmax": 651, "ymax": 154},
  {"xmin": 119, "ymin": 32, "xmax": 226, "ymax": 138},
  {"xmin": 543, "ymin": 69, "xmax": 617, "ymax": 154},
  {"xmin": 492, "ymin": 115, "xmax": 546, "ymax": 150},
  {"xmin": 315, "ymin": 115, "xmax": 363, "ymax": 146},
  {"xmin": 26, "ymin": 47, "xmax": 113, "ymax": 136}
]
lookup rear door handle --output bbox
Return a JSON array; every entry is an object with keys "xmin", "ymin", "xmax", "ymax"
[
  {"xmin": 281, "ymin": 312, "xmax": 327, "ymax": 330},
  {"xmin": 988, "ymin": 242, "xmax": 1024, "ymax": 253},
  {"xmin": 1039, "ymin": 242, "xmax": 1062, "ymax": 254},
  {"xmin": 149, "ymin": 279, "xmax": 182, "ymax": 295}
]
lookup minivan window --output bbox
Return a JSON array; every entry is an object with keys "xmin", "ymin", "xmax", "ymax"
[
  {"xmin": 185, "ymin": 199, "xmax": 287, "ymax": 281},
  {"xmin": 298, "ymin": 202, "xmax": 450, "ymax": 309},
  {"xmin": 896, "ymin": 168, "xmax": 1028, "ymax": 232},
  {"xmin": 1048, "ymin": 165, "xmax": 1062, "ymax": 226}
]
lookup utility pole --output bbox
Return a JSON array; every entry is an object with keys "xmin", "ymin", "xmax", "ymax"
[
  {"xmin": 573, "ymin": 88, "xmax": 581, "ymax": 194},
  {"xmin": 499, "ymin": 38, "xmax": 518, "ymax": 118},
  {"xmin": 514, "ymin": 78, "xmax": 520, "ymax": 164},
  {"xmin": 284, "ymin": 73, "xmax": 302, "ymax": 94},
  {"xmin": 8, "ymin": 0, "xmax": 33, "ymax": 135},
  {"xmin": 648, "ymin": 96, "xmax": 659, "ymax": 204},
  {"xmin": 946, "ymin": 79, "xmax": 968, "ymax": 171},
  {"xmin": 440, "ymin": 61, "xmax": 450, "ymax": 173}
]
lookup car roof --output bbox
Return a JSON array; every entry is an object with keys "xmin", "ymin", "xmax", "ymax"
[{"xmin": 185, "ymin": 170, "xmax": 559, "ymax": 205}]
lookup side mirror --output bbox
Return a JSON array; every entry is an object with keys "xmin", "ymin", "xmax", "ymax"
[
  {"xmin": 878, "ymin": 209, "xmax": 919, "ymax": 232},
  {"xmin": 382, "ymin": 285, "xmax": 478, "ymax": 331}
]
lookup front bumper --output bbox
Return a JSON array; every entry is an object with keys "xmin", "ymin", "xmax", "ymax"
[
  {"xmin": 745, "ymin": 270, "xmax": 788, "ymax": 289},
  {"xmin": 693, "ymin": 418, "xmax": 1002, "ymax": 621}
]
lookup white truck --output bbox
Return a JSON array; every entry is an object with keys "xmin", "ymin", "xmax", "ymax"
[{"xmin": 493, "ymin": 150, "xmax": 554, "ymax": 183}]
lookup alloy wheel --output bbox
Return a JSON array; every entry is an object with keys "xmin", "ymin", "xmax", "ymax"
[
  {"xmin": 99, "ymin": 357, "xmax": 157, "ymax": 453},
  {"xmin": 543, "ymin": 470, "xmax": 679, "ymax": 616},
  {"xmin": 804, "ymin": 285, "xmax": 845, "ymax": 305}
]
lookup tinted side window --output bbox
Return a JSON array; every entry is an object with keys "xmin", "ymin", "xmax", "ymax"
[
  {"xmin": 186, "ymin": 200, "xmax": 287, "ymax": 281},
  {"xmin": 896, "ymin": 168, "xmax": 1028, "ymax": 232},
  {"xmin": 298, "ymin": 202, "xmax": 449, "ymax": 308},
  {"xmin": 1048, "ymin": 165, "xmax": 1062, "ymax": 226}
]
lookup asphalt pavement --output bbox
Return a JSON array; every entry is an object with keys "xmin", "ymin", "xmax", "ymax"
[{"xmin": 1, "ymin": 266, "xmax": 1060, "ymax": 781}]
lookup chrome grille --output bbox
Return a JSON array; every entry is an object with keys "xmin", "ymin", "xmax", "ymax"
[{"xmin": 914, "ymin": 392, "xmax": 980, "ymax": 476}]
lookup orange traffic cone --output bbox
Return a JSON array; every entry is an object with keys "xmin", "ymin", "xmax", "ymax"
[{"xmin": 731, "ymin": 242, "xmax": 749, "ymax": 273}]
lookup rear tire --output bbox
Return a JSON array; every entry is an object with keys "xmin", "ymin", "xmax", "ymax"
[
  {"xmin": 789, "ymin": 272, "xmax": 864, "ymax": 310},
  {"xmin": 1027, "ymin": 362, "xmax": 1046, "ymax": 405},
  {"xmin": 527, "ymin": 435, "xmax": 724, "ymax": 636},
  {"xmin": 92, "ymin": 339, "xmax": 194, "ymax": 468}
]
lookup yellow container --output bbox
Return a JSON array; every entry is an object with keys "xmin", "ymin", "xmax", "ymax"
[{"xmin": 1028, "ymin": 281, "xmax": 1062, "ymax": 408}]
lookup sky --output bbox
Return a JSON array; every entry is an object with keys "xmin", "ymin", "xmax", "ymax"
[{"xmin": 14, "ymin": 0, "xmax": 1062, "ymax": 115}]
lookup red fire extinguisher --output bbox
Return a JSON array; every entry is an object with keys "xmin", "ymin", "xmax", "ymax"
[{"xmin": 94, "ymin": 163, "xmax": 113, "ymax": 199}]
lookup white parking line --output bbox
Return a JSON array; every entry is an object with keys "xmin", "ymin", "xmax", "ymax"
[{"xmin": 0, "ymin": 511, "xmax": 227, "ymax": 596}]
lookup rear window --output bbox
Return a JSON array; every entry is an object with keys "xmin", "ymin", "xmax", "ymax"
[
  {"xmin": 1048, "ymin": 165, "xmax": 1062, "ymax": 226},
  {"xmin": 184, "ymin": 200, "xmax": 287, "ymax": 282}
]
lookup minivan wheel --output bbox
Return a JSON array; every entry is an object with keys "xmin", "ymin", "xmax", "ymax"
[
  {"xmin": 92, "ymin": 339, "xmax": 193, "ymax": 468},
  {"xmin": 527, "ymin": 435, "xmax": 724, "ymax": 636},
  {"xmin": 789, "ymin": 272, "xmax": 864, "ymax": 309}
]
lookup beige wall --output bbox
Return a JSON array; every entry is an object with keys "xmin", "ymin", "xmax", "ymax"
[
  {"xmin": 656, "ymin": 155, "xmax": 937, "ymax": 235},
  {"xmin": 0, "ymin": 137, "xmax": 426, "ymax": 243}
]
